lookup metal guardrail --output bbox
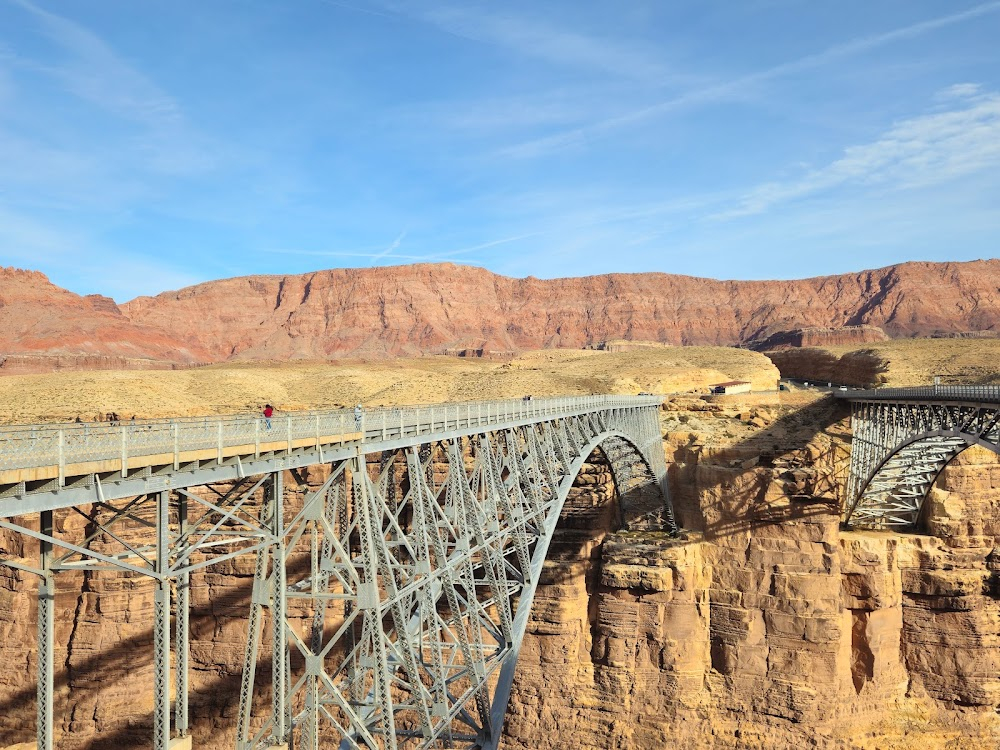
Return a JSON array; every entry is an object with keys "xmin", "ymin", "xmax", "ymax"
[
  {"xmin": 0, "ymin": 395, "xmax": 662, "ymax": 479},
  {"xmin": 834, "ymin": 385, "xmax": 1000, "ymax": 404}
]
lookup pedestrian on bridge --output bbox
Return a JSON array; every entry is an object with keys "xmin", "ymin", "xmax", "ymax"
[
  {"xmin": 354, "ymin": 404, "xmax": 363, "ymax": 431},
  {"xmin": 263, "ymin": 404, "xmax": 274, "ymax": 429}
]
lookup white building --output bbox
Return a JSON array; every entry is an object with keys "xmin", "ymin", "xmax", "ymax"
[{"xmin": 709, "ymin": 380, "xmax": 752, "ymax": 395}]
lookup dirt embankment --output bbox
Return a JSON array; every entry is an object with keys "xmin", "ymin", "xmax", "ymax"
[
  {"xmin": 766, "ymin": 338, "xmax": 1000, "ymax": 387},
  {"xmin": 0, "ymin": 347, "xmax": 779, "ymax": 424}
]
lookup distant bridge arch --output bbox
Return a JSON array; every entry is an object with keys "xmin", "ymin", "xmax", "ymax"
[{"xmin": 838, "ymin": 387, "xmax": 1000, "ymax": 529}]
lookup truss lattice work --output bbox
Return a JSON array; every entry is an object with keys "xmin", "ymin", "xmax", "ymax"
[
  {"xmin": 0, "ymin": 395, "xmax": 673, "ymax": 750},
  {"xmin": 838, "ymin": 387, "xmax": 1000, "ymax": 529}
]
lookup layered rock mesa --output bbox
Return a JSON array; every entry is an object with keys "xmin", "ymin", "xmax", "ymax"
[
  {"xmin": 0, "ymin": 267, "xmax": 208, "ymax": 371},
  {"xmin": 2, "ymin": 259, "xmax": 1000, "ymax": 366},
  {"xmin": 116, "ymin": 259, "xmax": 1000, "ymax": 359},
  {"xmin": 746, "ymin": 325, "xmax": 890, "ymax": 351}
]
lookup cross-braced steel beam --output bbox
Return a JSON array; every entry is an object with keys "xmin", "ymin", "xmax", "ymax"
[
  {"xmin": 838, "ymin": 387, "xmax": 1000, "ymax": 529},
  {"xmin": 237, "ymin": 405, "xmax": 672, "ymax": 750},
  {"xmin": 0, "ymin": 395, "xmax": 672, "ymax": 749}
]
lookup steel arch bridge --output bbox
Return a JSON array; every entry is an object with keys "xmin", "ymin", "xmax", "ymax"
[
  {"xmin": 838, "ymin": 386, "xmax": 1000, "ymax": 530},
  {"xmin": 0, "ymin": 395, "xmax": 675, "ymax": 750}
]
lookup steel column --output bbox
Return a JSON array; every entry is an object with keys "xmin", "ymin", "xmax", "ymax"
[
  {"xmin": 176, "ymin": 491, "xmax": 190, "ymax": 738},
  {"xmin": 270, "ymin": 470, "xmax": 289, "ymax": 745},
  {"xmin": 37, "ymin": 509, "xmax": 54, "ymax": 750},
  {"xmin": 154, "ymin": 491, "xmax": 171, "ymax": 750}
]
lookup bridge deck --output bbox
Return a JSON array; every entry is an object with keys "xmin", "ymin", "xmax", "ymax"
[
  {"xmin": 835, "ymin": 385, "xmax": 1000, "ymax": 404},
  {"xmin": 0, "ymin": 395, "xmax": 662, "ymax": 510}
]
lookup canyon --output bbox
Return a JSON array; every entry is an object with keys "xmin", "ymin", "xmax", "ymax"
[
  {"xmin": 2, "ymin": 259, "xmax": 1000, "ymax": 367},
  {"xmin": 1, "ymin": 259, "xmax": 999, "ymax": 749},
  {"xmin": 1, "ymin": 388, "xmax": 998, "ymax": 749},
  {"xmin": 767, "ymin": 338, "xmax": 1000, "ymax": 388}
]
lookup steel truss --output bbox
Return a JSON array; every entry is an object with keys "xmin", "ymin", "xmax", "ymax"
[
  {"xmin": 842, "ymin": 392, "xmax": 1000, "ymax": 529},
  {"xmin": 238, "ymin": 407, "xmax": 673, "ymax": 750},
  {"xmin": 0, "ymin": 396, "xmax": 673, "ymax": 750},
  {"xmin": 0, "ymin": 474, "xmax": 283, "ymax": 750}
]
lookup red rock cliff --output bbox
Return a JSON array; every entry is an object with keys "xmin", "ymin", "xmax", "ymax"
[
  {"xmin": 4, "ymin": 259, "xmax": 1000, "ymax": 365},
  {"xmin": 0, "ymin": 267, "xmax": 207, "ymax": 365}
]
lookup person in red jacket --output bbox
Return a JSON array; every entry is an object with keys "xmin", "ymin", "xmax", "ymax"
[{"xmin": 263, "ymin": 404, "xmax": 273, "ymax": 429}]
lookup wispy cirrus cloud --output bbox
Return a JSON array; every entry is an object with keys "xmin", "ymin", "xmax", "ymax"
[
  {"xmin": 499, "ymin": 1, "xmax": 1000, "ymax": 159},
  {"xmin": 371, "ymin": 1, "xmax": 680, "ymax": 83},
  {"xmin": 10, "ymin": 0, "xmax": 179, "ymax": 124},
  {"xmin": 716, "ymin": 87, "xmax": 1000, "ymax": 219},
  {"xmin": 262, "ymin": 230, "xmax": 540, "ymax": 267},
  {"xmin": 3, "ymin": 0, "xmax": 215, "ymax": 179}
]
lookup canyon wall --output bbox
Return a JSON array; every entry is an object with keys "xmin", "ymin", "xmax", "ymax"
[
  {"xmin": 115, "ymin": 259, "xmax": 1000, "ymax": 359},
  {"xmin": 2, "ymin": 397, "xmax": 1000, "ymax": 749},
  {"xmin": 765, "ymin": 348, "xmax": 890, "ymax": 387},
  {"xmin": 0, "ymin": 268, "xmax": 207, "ymax": 366},
  {"xmin": 3, "ymin": 259, "xmax": 1000, "ymax": 367},
  {"xmin": 747, "ymin": 326, "xmax": 889, "ymax": 351},
  {"xmin": 502, "ymin": 396, "xmax": 1000, "ymax": 749}
]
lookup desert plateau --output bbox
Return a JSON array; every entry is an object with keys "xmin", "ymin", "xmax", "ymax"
[
  {"xmin": 1, "ymin": 260, "xmax": 1000, "ymax": 750},
  {"xmin": 2, "ymin": 3, "xmax": 999, "ymax": 748}
]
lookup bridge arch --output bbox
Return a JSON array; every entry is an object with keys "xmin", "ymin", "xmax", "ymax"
[
  {"xmin": 483, "ymin": 426, "xmax": 671, "ymax": 744},
  {"xmin": 840, "ymin": 389, "xmax": 1000, "ymax": 530},
  {"xmin": 0, "ymin": 395, "xmax": 671, "ymax": 750},
  {"xmin": 235, "ymin": 401, "xmax": 675, "ymax": 750}
]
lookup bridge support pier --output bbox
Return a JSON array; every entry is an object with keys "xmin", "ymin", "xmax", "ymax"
[
  {"xmin": 176, "ymin": 491, "xmax": 190, "ymax": 739},
  {"xmin": 36, "ymin": 510, "xmax": 54, "ymax": 750},
  {"xmin": 269, "ymin": 470, "xmax": 290, "ymax": 747},
  {"xmin": 154, "ymin": 491, "xmax": 172, "ymax": 750}
]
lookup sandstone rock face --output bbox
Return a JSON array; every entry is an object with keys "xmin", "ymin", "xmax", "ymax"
[
  {"xmin": 748, "ymin": 325, "xmax": 889, "ymax": 351},
  {"xmin": 2, "ymin": 400, "xmax": 1000, "ymax": 749},
  {"xmin": 119, "ymin": 260, "xmax": 1000, "ymax": 360},
  {"xmin": 4, "ymin": 260, "xmax": 1000, "ymax": 368},
  {"xmin": 503, "ymin": 396, "xmax": 1000, "ymax": 749},
  {"xmin": 0, "ymin": 267, "xmax": 207, "ymax": 366},
  {"xmin": 766, "ymin": 348, "xmax": 890, "ymax": 387}
]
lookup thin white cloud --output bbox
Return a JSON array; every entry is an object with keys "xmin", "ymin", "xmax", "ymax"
[
  {"xmin": 263, "ymin": 248, "xmax": 424, "ymax": 261},
  {"xmin": 261, "ymin": 231, "xmax": 536, "ymax": 266},
  {"xmin": 392, "ymin": 87, "xmax": 618, "ymax": 136},
  {"xmin": 500, "ymin": 1, "xmax": 1000, "ymax": 159},
  {"xmin": 429, "ymin": 232, "xmax": 539, "ymax": 260},
  {"xmin": 937, "ymin": 82, "xmax": 984, "ymax": 100},
  {"xmin": 4, "ymin": 0, "xmax": 215, "ymax": 177},
  {"xmin": 367, "ymin": 229, "xmax": 408, "ymax": 265},
  {"xmin": 380, "ymin": 1, "xmax": 678, "ymax": 83},
  {"xmin": 716, "ymin": 88, "xmax": 1000, "ymax": 219},
  {"xmin": 11, "ymin": 0, "xmax": 180, "ymax": 125}
]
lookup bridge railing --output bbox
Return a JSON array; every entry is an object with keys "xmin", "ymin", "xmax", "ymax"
[
  {"xmin": 837, "ymin": 385, "xmax": 1000, "ymax": 404},
  {"xmin": 0, "ymin": 395, "xmax": 662, "ymax": 476}
]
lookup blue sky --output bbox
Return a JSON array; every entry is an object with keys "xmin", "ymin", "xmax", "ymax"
[{"xmin": 0, "ymin": 0, "xmax": 998, "ymax": 300}]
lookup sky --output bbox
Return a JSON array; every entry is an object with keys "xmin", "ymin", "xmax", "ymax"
[{"xmin": 0, "ymin": 0, "xmax": 998, "ymax": 301}]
